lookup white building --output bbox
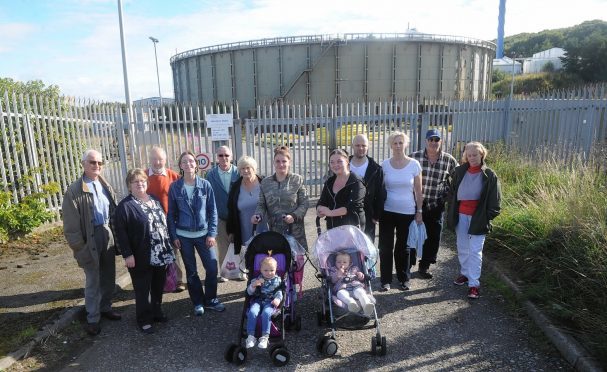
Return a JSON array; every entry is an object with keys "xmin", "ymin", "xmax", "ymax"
[
  {"xmin": 493, "ymin": 56, "xmax": 523, "ymax": 75},
  {"xmin": 522, "ymin": 47, "xmax": 565, "ymax": 74}
]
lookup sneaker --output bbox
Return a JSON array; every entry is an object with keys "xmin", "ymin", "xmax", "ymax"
[
  {"xmin": 399, "ymin": 281, "xmax": 410, "ymax": 290},
  {"xmin": 218, "ymin": 276, "xmax": 229, "ymax": 283},
  {"xmin": 175, "ymin": 282, "xmax": 186, "ymax": 293},
  {"xmin": 238, "ymin": 273, "xmax": 248, "ymax": 282},
  {"xmin": 194, "ymin": 305, "xmax": 204, "ymax": 316},
  {"xmin": 418, "ymin": 270, "xmax": 433, "ymax": 279},
  {"xmin": 468, "ymin": 287, "xmax": 480, "ymax": 299},
  {"xmin": 453, "ymin": 275, "xmax": 468, "ymax": 286},
  {"xmin": 380, "ymin": 283, "xmax": 391, "ymax": 292},
  {"xmin": 205, "ymin": 298, "xmax": 226, "ymax": 312},
  {"xmin": 245, "ymin": 335, "xmax": 256, "ymax": 348},
  {"xmin": 257, "ymin": 335, "xmax": 269, "ymax": 349},
  {"xmin": 346, "ymin": 299, "xmax": 361, "ymax": 313}
]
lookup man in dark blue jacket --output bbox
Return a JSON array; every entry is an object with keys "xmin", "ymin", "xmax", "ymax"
[{"xmin": 205, "ymin": 146, "xmax": 239, "ymax": 282}]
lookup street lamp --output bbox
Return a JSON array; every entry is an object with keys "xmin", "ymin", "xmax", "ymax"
[
  {"xmin": 509, "ymin": 53, "xmax": 518, "ymax": 99},
  {"xmin": 149, "ymin": 36, "xmax": 162, "ymax": 107}
]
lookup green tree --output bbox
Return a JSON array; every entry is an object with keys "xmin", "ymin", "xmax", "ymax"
[
  {"xmin": 541, "ymin": 61, "xmax": 555, "ymax": 73},
  {"xmin": 492, "ymin": 69, "xmax": 507, "ymax": 83}
]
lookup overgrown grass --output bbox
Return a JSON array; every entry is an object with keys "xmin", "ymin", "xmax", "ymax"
[{"xmin": 485, "ymin": 143, "xmax": 607, "ymax": 364}]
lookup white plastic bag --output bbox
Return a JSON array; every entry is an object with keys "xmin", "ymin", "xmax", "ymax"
[{"xmin": 220, "ymin": 243, "xmax": 242, "ymax": 280}]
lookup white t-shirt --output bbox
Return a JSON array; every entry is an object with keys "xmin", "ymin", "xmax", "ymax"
[
  {"xmin": 382, "ymin": 158, "xmax": 421, "ymax": 214},
  {"xmin": 350, "ymin": 158, "xmax": 369, "ymax": 179}
]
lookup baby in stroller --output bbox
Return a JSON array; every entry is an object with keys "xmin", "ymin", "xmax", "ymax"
[
  {"xmin": 245, "ymin": 256, "xmax": 283, "ymax": 349},
  {"xmin": 329, "ymin": 251, "xmax": 374, "ymax": 316}
]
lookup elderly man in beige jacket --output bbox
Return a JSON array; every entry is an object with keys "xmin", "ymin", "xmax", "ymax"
[{"xmin": 62, "ymin": 149, "xmax": 121, "ymax": 336}]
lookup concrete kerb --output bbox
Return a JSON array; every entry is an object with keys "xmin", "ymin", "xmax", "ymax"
[
  {"xmin": 0, "ymin": 271, "xmax": 133, "ymax": 371},
  {"xmin": 485, "ymin": 260, "xmax": 604, "ymax": 372}
]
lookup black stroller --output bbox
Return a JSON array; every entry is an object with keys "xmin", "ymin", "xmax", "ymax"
[
  {"xmin": 224, "ymin": 229, "xmax": 304, "ymax": 367},
  {"xmin": 312, "ymin": 218, "xmax": 387, "ymax": 356}
]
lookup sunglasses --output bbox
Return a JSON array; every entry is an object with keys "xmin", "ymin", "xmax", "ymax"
[
  {"xmin": 88, "ymin": 160, "xmax": 104, "ymax": 166},
  {"xmin": 217, "ymin": 154, "xmax": 230, "ymax": 158},
  {"xmin": 427, "ymin": 137, "xmax": 441, "ymax": 143}
]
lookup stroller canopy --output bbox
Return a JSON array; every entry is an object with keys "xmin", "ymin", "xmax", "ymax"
[{"xmin": 312, "ymin": 225, "xmax": 378, "ymax": 270}]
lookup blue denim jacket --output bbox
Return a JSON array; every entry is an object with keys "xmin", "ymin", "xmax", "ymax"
[{"xmin": 167, "ymin": 176, "xmax": 218, "ymax": 241}]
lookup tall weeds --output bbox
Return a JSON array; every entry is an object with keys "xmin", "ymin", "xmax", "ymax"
[{"xmin": 486, "ymin": 144, "xmax": 607, "ymax": 364}]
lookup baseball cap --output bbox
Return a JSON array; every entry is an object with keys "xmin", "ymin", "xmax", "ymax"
[{"xmin": 425, "ymin": 129, "xmax": 441, "ymax": 139}]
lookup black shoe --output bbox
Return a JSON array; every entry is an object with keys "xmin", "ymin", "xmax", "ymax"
[
  {"xmin": 399, "ymin": 281, "xmax": 410, "ymax": 290},
  {"xmin": 85, "ymin": 322, "xmax": 101, "ymax": 336},
  {"xmin": 153, "ymin": 314, "xmax": 169, "ymax": 323},
  {"xmin": 418, "ymin": 270, "xmax": 433, "ymax": 279},
  {"xmin": 101, "ymin": 311, "xmax": 122, "ymax": 321}
]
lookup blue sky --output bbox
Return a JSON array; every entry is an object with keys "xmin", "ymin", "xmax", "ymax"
[{"xmin": 1, "ymin": 0, "xmax": 605, "ymax": 102}]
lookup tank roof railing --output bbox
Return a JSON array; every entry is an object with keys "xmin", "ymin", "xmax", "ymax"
[{"xmin": 170, "ymin": 33, "xmax": 496, "ymax": 64}]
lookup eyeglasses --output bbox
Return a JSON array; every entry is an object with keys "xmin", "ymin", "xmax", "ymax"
[
  {"xmin": 217, "ymin": 154, "xmax": 230, "ymax": 158},
  {"xmin": 427, "ymin": 137, "xmax": 441, "ymax": 143},
  {"xmin": 88, "ymin": 160, "xmax": 104, "ymax": 166}
]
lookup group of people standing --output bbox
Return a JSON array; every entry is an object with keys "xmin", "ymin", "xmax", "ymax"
[
  {"xmin": 315, "ymin": 130, "xmax": 501, "ymax": 298},
  {"xmin": 62, "ymin": 129, "xmax": 500, "ymax": 336}
]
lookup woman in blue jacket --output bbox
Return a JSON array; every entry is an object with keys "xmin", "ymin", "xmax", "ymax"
[
  {"xmin": 114, "ymin": 168, "xmax": 175, "ymax": 334},
  {"xmin": 168, "ymin": 151, "xmax": 225, "ymax": 315}
]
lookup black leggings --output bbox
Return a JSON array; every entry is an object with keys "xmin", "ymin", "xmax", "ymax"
[{"xmin": 378, "ymin": 211, "xmax": 415, "ymax": 285}]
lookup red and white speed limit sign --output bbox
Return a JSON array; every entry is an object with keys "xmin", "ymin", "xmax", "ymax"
[{"xmin": 196, "ymin": 153, "xmax": 211, "ymax": 171}]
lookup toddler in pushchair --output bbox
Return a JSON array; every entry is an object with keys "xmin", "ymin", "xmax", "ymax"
[
  {"xmin": 313, "ymin": 219, "xmax": 387, "ymax": 356},
  {"xmin": 330, "ymin": 251, "xmax": 374, "ymax": 316},
  {"xmin": 224, "ymin": 230, "xmax": 305, "ymax": 367}
]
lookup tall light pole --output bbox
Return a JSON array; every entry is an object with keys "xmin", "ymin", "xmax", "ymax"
[
  {"xmin": 149, "ymin": 36, "xmax": 162, "ymax": 106},
  {"xmin": 509, "ymin": 53, "xmax": 517, "ymax": 99}
]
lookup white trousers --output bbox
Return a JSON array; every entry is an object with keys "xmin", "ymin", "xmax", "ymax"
[
  {"xmin": 337, "ymin": 287, "xmax": 372, "ymax": 307},
  {"xmin": 455, "ymin": 214, "xmax": 486, "ymax": 288}
]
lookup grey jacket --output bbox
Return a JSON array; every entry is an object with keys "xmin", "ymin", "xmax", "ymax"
[
  {"xmin": 255, "ymin": 173, "xmax": 309, "ymax": 249},
  {"xmin": 62, "ymin": 174, "xmax": 117, "ymax": 268}
]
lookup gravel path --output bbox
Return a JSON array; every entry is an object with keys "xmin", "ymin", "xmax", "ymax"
[{"xmin": 58, "ymin": 209, "xmax": 570, "ymax": 371}]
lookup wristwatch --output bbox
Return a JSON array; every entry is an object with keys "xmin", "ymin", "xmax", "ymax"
[{"xmin": 416, "ymin": 209, "xmax": 423, "ymax": 213}]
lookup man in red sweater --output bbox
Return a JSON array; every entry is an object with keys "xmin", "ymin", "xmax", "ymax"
[{"xmin": 147, "ymin": 146, "xmax": 186, "ymax": 292}]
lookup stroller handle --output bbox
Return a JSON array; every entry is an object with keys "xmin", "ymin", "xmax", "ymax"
[{"xmin": 251, "ymin": 214, "xmax": 294, "ymax": 237}]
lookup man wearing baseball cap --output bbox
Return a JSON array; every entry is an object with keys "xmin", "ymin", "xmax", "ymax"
[{"xmin": 409, "ymin": 129, "xmax": 457, "ymax": 279}]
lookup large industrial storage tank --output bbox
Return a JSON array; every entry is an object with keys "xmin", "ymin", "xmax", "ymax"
[{"xmin": 170, "ymin": 33, "xmax": 496, "ymax": 118}]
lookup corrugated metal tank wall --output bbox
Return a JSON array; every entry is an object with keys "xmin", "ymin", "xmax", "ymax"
[{"xmin": 171, "ymin": 34, "xmax": 495, "ymax": 118}]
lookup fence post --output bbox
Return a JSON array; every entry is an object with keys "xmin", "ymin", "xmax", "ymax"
[
  {"xmin": 116, "ymin": 106, "xmax": 129, "ymax": 178},
  {"xmin": 502, "ymin": 98, "xmax": 512, "ymax": 145}
]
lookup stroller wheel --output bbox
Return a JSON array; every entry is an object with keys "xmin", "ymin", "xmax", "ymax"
[
  {"xmin": 322, "ymin": 338, "xmax": 338, "ymax": 356},
  {"xmin": 268, "ymin": 342, "xmax": 283, "ymax": 355},
  {"xmin": 224, "ymin": 343, "xmax": 237, "ymax": 362},
  {"xmin": 371, "ymin": 336, "xmax": 377, "ymax": 355},
  {"xmin": 232, "ymin": 345, "xmax": 247, "ymax": 365},
  {"xmin": 380, "ymin": 336, "xmax": 387, "ymax": 356},
  {"xmin": 316, "ymin": 335, "xmax": 329, "ymax": 352},
  {"xmin": 271, "ymin": 347, "xmax": 290, "ymax": 367},
  {"xmin": 294, "ymin": 315, "xmax": 302, "ymax": 331}
]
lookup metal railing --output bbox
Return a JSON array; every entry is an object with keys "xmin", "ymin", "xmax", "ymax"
[{"xmin": 2, "ymin": 88, "xmax": 606, "ymax": 214}]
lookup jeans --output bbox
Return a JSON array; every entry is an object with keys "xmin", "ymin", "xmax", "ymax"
[
  {"xmin": 177, "ymin": 235, "xmax": 218, "ymax": 307},
  {"xmin": 378, "ymin": 211, "xmax": 415, "ymax": 284},
  {"xmin": 246, "ymin": 300, "xmax": 275, "ymax": 336},
  {"xmin": 455, "ymin": 214, "xmax": 486, "ymax": 288}
]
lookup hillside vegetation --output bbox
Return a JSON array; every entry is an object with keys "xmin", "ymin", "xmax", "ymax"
[{"xmin": 495, "ymin": 20, "xmax": 607, "ymax": 87}]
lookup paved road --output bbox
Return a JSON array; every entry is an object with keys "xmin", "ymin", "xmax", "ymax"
[{"xmin": 60, "ymin": 208, "xmax": 570, "ymax": 371}]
